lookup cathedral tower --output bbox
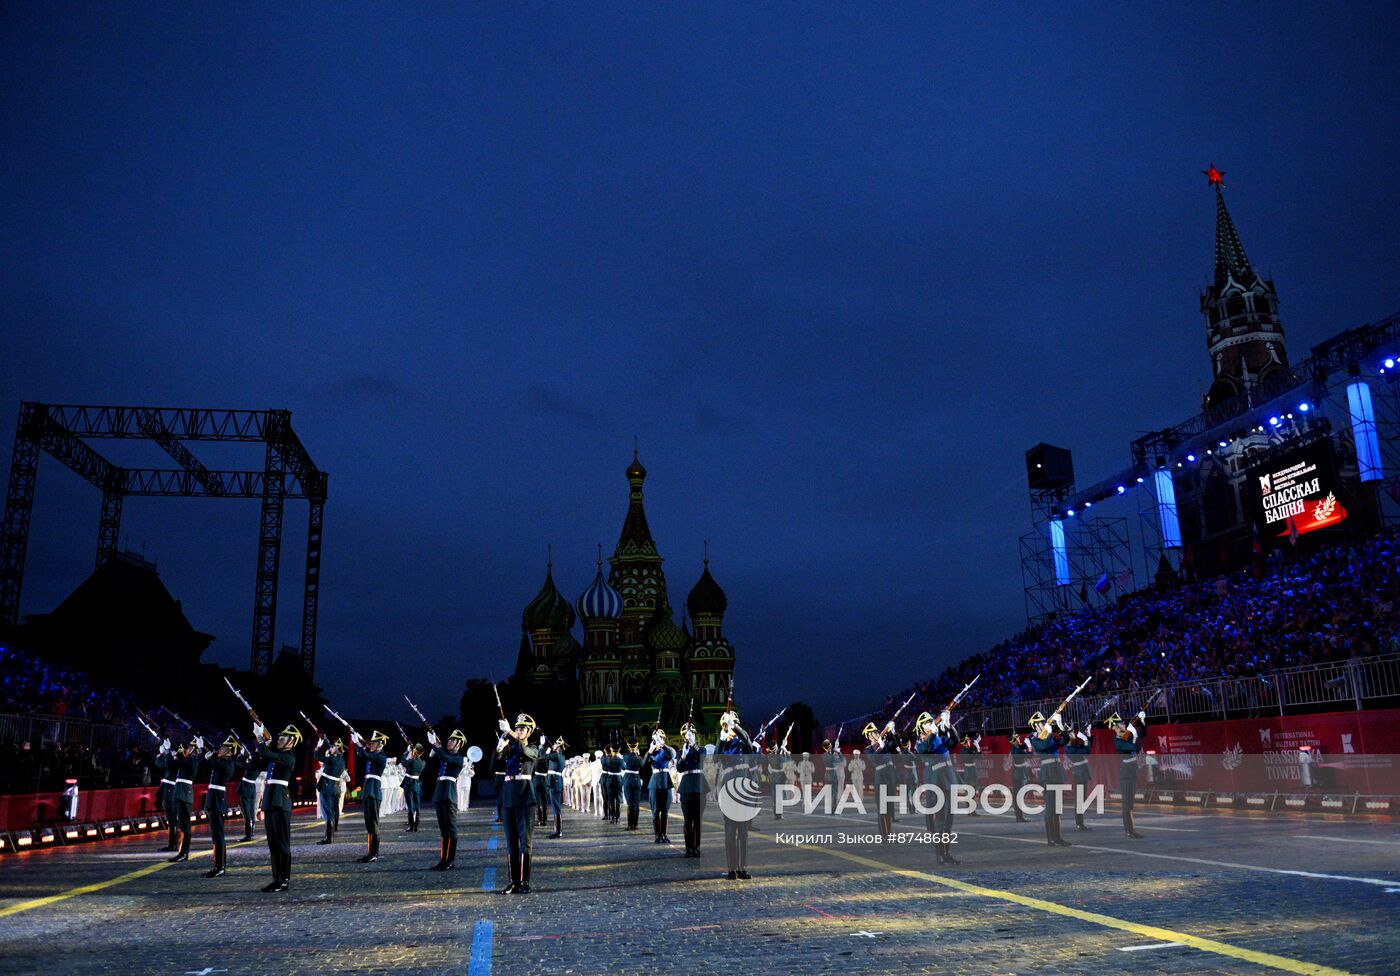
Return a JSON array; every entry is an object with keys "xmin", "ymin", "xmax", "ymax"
[{"xmin": 683, "ymin": 553, "xmax": 735, "ymax": 730}]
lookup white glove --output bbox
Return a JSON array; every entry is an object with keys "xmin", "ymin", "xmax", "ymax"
[
  {"xmin": 496, "ymin": 736, "xmax": 509, "ymax": 752},
  {"xmin": 194, "ymin": 735, "xmax": 204, "ymax": 751},
  {"xmin": 252, "ymin": 722, "xmax": 265, "ymax": 740},
  {"xmin": 351, "ymin": 731, "xmax": 365, "ymax": 747},
  {"xmin": 497, "ymin": 719, "xmax": 511, "ymax": 734},
  {"xmin": 160, "ymin": 737, "xmax": 171, "ymax": 753},
  {"xmin": 1050, "ymin": 712, "xmax": 1064, "ymax": 730},
  {"xmin": 938, "ymin": 711, "xmax": 951, "ymax": 727},
  {"xmin": 1135, "ymin": 710, "xmax": 1147, "ymax": 723},
  {"xmin": 685, "ymin": 730, "xmax": 696, "ymax": 746},
  {"xmin": 427, "ymin": 730, "xmax": 440, "ymax": 747}
]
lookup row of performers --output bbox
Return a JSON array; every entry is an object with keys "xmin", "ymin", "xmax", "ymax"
[{"xmin": 144, "ymin": 703, "xmax": 1151, "ymax": 894}]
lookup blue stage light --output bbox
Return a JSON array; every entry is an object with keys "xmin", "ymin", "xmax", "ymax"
[
  {"xmin": 1269, "ymin": 416, "xmax": 1281, "ymax": 427},
  {"xmin": 1219, "ymin": 440, "xmax": 1229, "ymax": 448},
  {"xmin": 1116, "ymin": 485, "xmax": 1125, "ymax": 494},
  {"xmin": 1298, "ymin": 402, "xmax": 1310, "ymax": 413},
  {"xmin": 1385, "ymin": 358, "xmax": 1396, "ymax": 370},
  {"xmin": 1136, "ymin": 476, "xmax": 1144, "ymax": 483},
  {"xmin": 1066, "ymin": 508, "xmax": 1075, "ymax": 516},
  {"xmin": 1186, "ymin": 454, "xmax": 1196, "ymax": 462}
]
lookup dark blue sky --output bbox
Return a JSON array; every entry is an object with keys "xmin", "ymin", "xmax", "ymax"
[{"xmin": 3, "ymin": 5, "xmax": 1397, "ymax": 724}]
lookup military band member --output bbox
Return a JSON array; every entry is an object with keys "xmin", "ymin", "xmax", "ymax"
[
  {"xmin": 1065, "ymin": 723, "xmax": 1093, "ymax": 831},
  {"xmin": 1030, "ymin": 711, "xmax": 1071, "ymax": 847},
  {"xmin": 718, "ymin": 710, "xmax": 755, "ymax": 879},
  {"xmin": 913, "ymin": 711, "xmax": 961, "ymax": 866},
  {"xmin": 167, "ymin": 736, "xmax": 202, "ymax": 862},
  {"xmin": 401, "ymin": 743, "xmax": 426, "ymax": 832},
  {"xmin": 1110, "ymin": 710, "xmax": 1147, "ymax": 839},
  {"xmin": 676, "ymin": 722, "xmax": 707, "ymax": 857},
  {"xmin": 426, "ymin": 728, "xmax": 467, "ymax": 870},
  {"xmin": 1009, "ymin": 731, "xmax": 1032, "ymax": 823},
  {"xmin": 545, "ymin": 736, "xmax": 567, "ymax": 838},
  {"xmin": 315, "ymin": 737, "xmax": 346, "ymax": 845},
  {"xmin": 496, "ymin": 713, "xmax": 540, "ymax": 893},
  {"xmin": 768, "ymin": 742, "xmax": 789, "ymax": 819},
  {"xmin": 492, "ymin": 755, "xmax": 505, "ymax": 825},
  {"xmin": 252, "ymin": 722, "xmax": 301, "ymax": 892},
  {"xmin": 236, "ymin": 744, "xmax": 259, "ymax": 842},
  {"xmin": 351, "ymin": 730, "xmax": 391, "ymax": 863},
  {"xmin": 864, "ymin": 721, "xmax": 899, "ymax": 838},
  {"xmin": 621, "ymin": 738, "xmax": 644, "ymax": 830},
  {"xmin": 201, "ymin": 736, "xmax": 237, "ymax": 877},
  {"xmin": 645, "ymin": 727, "xmax": 676, "ymax": 844}
]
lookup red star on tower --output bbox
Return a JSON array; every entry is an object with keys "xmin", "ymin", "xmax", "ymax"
[{"xmin": 1203, "ymin": 164, "xmax": 1225, "ymax": 187}]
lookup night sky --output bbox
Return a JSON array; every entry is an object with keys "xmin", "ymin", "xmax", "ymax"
[{"xmin": 3, "ymin": 6, "xmax": 1398, "ymax": 725}]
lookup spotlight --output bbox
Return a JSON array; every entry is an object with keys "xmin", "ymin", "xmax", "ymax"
[
  {"xmin": 1298, "ymin": 402, "xmax": 1310, "ymax": 413},
  {"xmin": 1269, "ymin": 416, "xmax": 1281, "ymax": 427},
  {"xmin": 1386, "ymin": 358, "xmax": 1396, "ymax": 370},
  {"xmin": 1136, "ymin": 476, "xmax": 1144, "ymax": 484},
  {"xmin": 1067, "ymin": 508, "xmax": 1075, "ymax": 516},
  {"xmin": 1220, "ymin": 440, "xmax": 1229, "ymax": 448},
  {"xmin": 1187, "ymin": 454, "xmax": 1196, "ymax": 462},
  {"xmin": 1116, "ymin": 485, "xmax": 1125, "ymax": 494}
]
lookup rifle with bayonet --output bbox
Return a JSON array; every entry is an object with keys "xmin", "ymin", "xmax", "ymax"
[
  {"xmin": 223, "ymin": 677, "xmax": 269, "ymax": 742},
  {"xmin": 1036, "ymin": 675, "xmax": 1094, "ymax": 740},
  {"xmin": 323, "ymin": 703, "xmax": 362, "ymax": 745}
]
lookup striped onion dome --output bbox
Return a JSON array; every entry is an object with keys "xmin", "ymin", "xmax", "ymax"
[{"xmin": 577, "ymin": 566, "xmax": 623, "ymax": 622}]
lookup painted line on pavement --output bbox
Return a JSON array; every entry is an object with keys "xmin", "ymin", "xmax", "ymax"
[
  {"xmin": 0, "ymin": 820, "xmax": 324, "ymax": 919},
  {"xmin": 468, "ymin": 919, "xmax": 494, "ymax": 976},
  {"xmin": 487, "ymin": 835, "xmax": 498, "ymax": 851},
  {"xmin": 1119, "ymin": 941, "xmax": 1185, "ymax": 951},
  {"xmin": 782, "ymin": 840, "xmax": 1363, "ymax": 976},
  {"xmin": 1293, "ymin": 834, "xmax": 1400, "ymax": 847},
  {"xmin": 481, "ymin": 866, "xmax": 496, "ymax": 891}
]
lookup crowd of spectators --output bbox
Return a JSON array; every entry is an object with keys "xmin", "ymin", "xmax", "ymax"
[
  {"xmin": 872, "ymin": 527, "xmax": 1400, "ymax": 724},
  {"xmin": 0, "ymin": 646, "xmax": 165, "ymax": 794}
]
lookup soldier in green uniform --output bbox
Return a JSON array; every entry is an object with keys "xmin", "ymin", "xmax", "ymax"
[
  {"xmin": 1030, "ymin": 711, "xmax": 1071, "ymax": 847},
  {"xmin": 620, "ymin": 738, "xmax": 644, "ymax": 830},
  {"xmin": 236, "ymin": 742, "xmax": 259, "ymax": 842},
  {"xmin": 352, "ymin": 730, "xmax": 391, "ymax": 863},
  {"xmin": 427, "ymin": 728, "xmax": 467, "ymax": 870},
  {"xmin": 717, "ymin": 710, "xmax": 756, "ymax": 879},
  {"xmin": 821, "ymin": 738, "xmax": 844, "ymax": 813},
  {"xmin": 645, "ymin": 726, "xmax": 676, "ymax": 843},
  {"xmin": 400, "ymin": 742, "xmax": 426, "ymax": 832},
  {"xmin": 533, "ymin": 735, "xmax": 552, "ymax": 828},
  {"xmin": 1065, "ymin": 723, "xmax": 1094, "ymax": 831},
  {"xmin": 545, "ymin": 736, "xmax": 567, "ymax": 838},
  {"xmin": 315, "ymin": 736, "xmax": 346, "ymax": 845},
  {"xmin": 1009, "ymin": 732, "xmax": 1032, "ymax": 823},
  {"xmin": 1110, "ymin": 710, "xmax": 1148, "ymax": 839},
  {"xmin": 600, "ymin": 743, "xmax": 623, "ymax": 824},
  {"xmin": 958, "ymin": 731, "xmax": 982, "ymax": 813},
  {"xmin": 153, "ymin": 736, "xmax": 178, "ymax": 852},
  {"xmin": 201, "ymin": 736, "xmax": 237, "ymax": 877},
  {"xmin": 253, "ymin": 721, "xmax": 301, "ymax": 893},
  {"xmin": 167, "ymin": 736, "xmax": 202, "ymax": 862},
  {"xmin": 864, "ymin": 721, "xmax": 899, "ymax": 837},
  {"xmin": 496, "ymin": 713, "xmax": 540, "ymax": 893}
]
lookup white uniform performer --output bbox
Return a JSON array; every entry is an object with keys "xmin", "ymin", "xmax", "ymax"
[
  {"xmin": 795, "ymin": 753, "xmax": 815, "ymax": 797},
  {"xmin": 848, "ymin": 751, "xmax": 866, "ymax": 795},
  {"xmin": 590, "ymin": 751, "xmax": 605, "ymax": 817}
]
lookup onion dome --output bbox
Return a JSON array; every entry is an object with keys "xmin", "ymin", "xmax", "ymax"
[
  {"xmin": 647, "ymin": 608, "xmax": 687, "ymax": 652},
  {"xmin": 522, "ymin": 564, "xmax": 574, "ymax": 632},
  {"xmin": 686, "ymin": 563, "xmax": 727, "ymax": 618},
  {"xmin": 626, "ymin": 449, "xmax": 647, "ymax": 481},
  {"xmin": 577, "ymin": 564, "xmax": 623, "ymax": 622}
]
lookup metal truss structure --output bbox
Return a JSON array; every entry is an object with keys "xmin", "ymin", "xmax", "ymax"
[
  {"xmin": 1020, "ymin": 516, "xmax": 1132, "ymax": 625},
  {"xmin": 0, "ymin": 404, "xmax": 327, "ymax": 676}
]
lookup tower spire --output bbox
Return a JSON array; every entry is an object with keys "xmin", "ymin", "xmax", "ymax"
[{"xmin": 1204, "ymin": 164, "xmax": 1255, "ymax": 287}]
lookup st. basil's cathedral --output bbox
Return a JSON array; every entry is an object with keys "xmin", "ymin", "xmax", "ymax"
[{"xmin": 510, "ymin": 452, "xmax": 736, "ymax": 748}]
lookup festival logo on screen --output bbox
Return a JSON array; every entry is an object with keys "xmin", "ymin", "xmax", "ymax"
[
  {"xmin": 1341, "ymin": 733, "xmax": 1354, "ymax": 754},
  {"xmin": 1259, "ymin": 728, "xmax": 1271, "ymax": 747},
  {"xmin": 1249, "ymin": 442, "xmax": 1347, "ymax": 539},
  {"xmin": 1222, "ymin": 743, "xmax": 1244, "ymax": 770}
]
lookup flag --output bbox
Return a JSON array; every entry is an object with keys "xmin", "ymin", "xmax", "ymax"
[
  {"xmin": 1116, "ymin": 566, "xmax": 1133, "ymax": 589},
  {"xmin": 1251, "ymin": 520, "xmax": 1262, "ymax": 555},
  {"xmin": 1287, "ymin": 515, "xmax": 1299, "ymax": 546},
  {"xmin": 1094, "ymin": 572, "xmax": 1111, "ymax": 595},
  {"xmin": 1078, "ymin": 580, "xmax": 1089, "ymax": 604}
]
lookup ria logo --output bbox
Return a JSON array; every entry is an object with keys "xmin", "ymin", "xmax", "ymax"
[
  {"xmin": 1259, "ymin": 473, "xmax": 1273, "ymax": 496},
  {"xmin": 717, "ymin": 775, "xmax": 763, "ymax": 822}
]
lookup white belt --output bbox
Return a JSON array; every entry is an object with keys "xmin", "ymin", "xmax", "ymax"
[
  {"xmin": 207, "ymin": 784, "xmax": 226, "ymax": 791},
  {"xmin": 438, "ymin": 775, "xmax": 457, "ymax": 783},
  {"xmin": 365, "ymin": 774, "xmax": 382, "ymax": 781},
  {"xmin": 1122, "ymin": 756, "xmax": 1138, "ymax": 763},
  {"xmin": 532, "ymin": 772, "xmax": 549, "ymax": 777},
  {"xmin": 682, "ymin": 769, "xmax": 703, "ymax": 776},
  {"xmin": 503, "ymin": 774, "xmax": 528, "ymax": 781},
  {"xmin": 549, "ymin": 770, "xmax": 563, "ymax": 777},
  {"xmin": 603, "ymin": 771, "xmax": 623, "ymax": 776},
  {"xmin": 623, "ymin": 770, "xmax": 641, "ymax": 776},
  {"xmin": 266, "ymin": 778, "xmax": 289, "ymax": 787},
  {"xmin": 404, "ymin": 774, "xmax": 419, "ymax": 780},
  {"xmin": 1072, "ymin": 760, "xmax": 1089, "ymax": 767},
  {"xmin": 160, "ymin": 779, "xmax": 175, "ymax": 786},
  {"xmin": 175, "ymin": 778, "xmax": 193, "ymax": 785}
]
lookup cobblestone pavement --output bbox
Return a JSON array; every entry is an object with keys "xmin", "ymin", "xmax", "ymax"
[{"xmin": 0, "ymin": 802, "xmax": 1396, "ymax": 975}]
